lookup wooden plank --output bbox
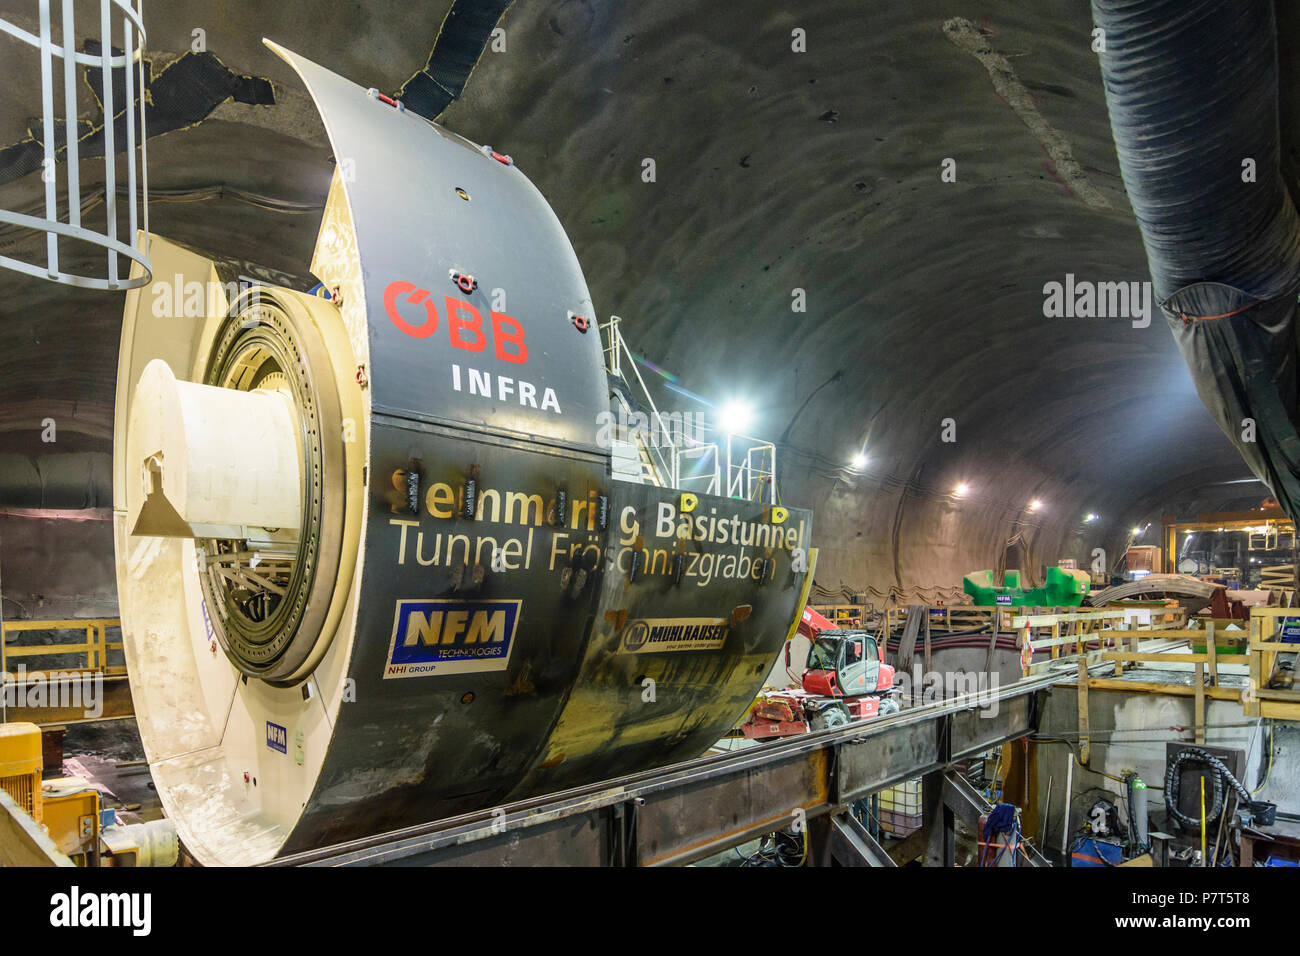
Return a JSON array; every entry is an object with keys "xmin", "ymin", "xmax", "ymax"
[
  {"xmin": 1247, "ymin": 616, "xmax": 1263, "ymax": 718},
  {"xmin": 1102, "ymin": 629, "xmax": 1242, "ymax": 640},
  {"xmin": 1194, "ymin": 663, "xmax": 1205, "ymax": 745},
  {"xmin": 3, "ymin": 642, "xmax": 108, "ymax": 657},
  {"xmin": 1077, "ymin": 658, "xmax": 1090, "ymax": 766},
  {"xmin": 1254, "ymin": 687, "xmax": 1300, "ymax": 702},
  {"xmin": 896, "ymin": 606, "xmax": 923, "ymax": 672},
  {"xmin": 1086, "ymin": 678, "xmax": 1242, "ymax": 702},
  {"xmin": 1007, "ymin": 610, "xmax": 1130, "ymax": 627},
  {"xmin": 923, "ymin": 614, "xmax": 932, "ymax": 676},
  {"xmin": 2, "ymin": 618, "xmax": 121, "ymax": 631},
  {"xmin": 1259, "ymin": 700, "xmax": 1300, "ymax": 720},
  {"xmin": 1100, "ymin": 653, "xmax": 1249, "ymax": 665},
  {"xmin": 0, "ymin": 675, "xmax": 134, "ymax": 725},
  {"xmin": 1206, "ymin": 622, "xmax": 1218, "ymax": 686}
]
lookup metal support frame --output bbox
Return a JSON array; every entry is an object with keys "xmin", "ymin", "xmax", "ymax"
[
  {"xmin": 825, "ymin": 811, "xmax": 897, "ymax": 867},
  {"xmin": 0, "ymin": 0, "xmax": 151, "ymax": 290},
  {"xmin": 273, "ymin": 674, "xmax": 1057, "ymax": 867},
  {"xmin": 940, "ymin": 768, "xmax": 1050, "ymax": 866},
  {"xmin": 923, "ymin": 770, "xmax": 956, "ymax": 866}
]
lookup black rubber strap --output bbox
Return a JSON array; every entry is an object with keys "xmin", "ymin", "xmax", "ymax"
[{"xmin": 398, "ymin": 0, "xmax": 514, "ymax": 121}]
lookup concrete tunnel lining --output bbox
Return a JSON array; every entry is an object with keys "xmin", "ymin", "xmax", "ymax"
[{"xmin": 0, "ymin": 0, "xmax": 1295, "ymax": 880}]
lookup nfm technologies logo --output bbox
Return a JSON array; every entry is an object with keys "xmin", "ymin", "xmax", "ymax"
[
  {"xmin": 50, "ymin": 887, "xmax": 151, "ymax": 936},
  {"xmin": 1042, "ymin": 273, "xmax": 1153, "ymax": 328},
  {"xmin": 384, "ymin": 599, "xmax": 522, "ymax": 679}
]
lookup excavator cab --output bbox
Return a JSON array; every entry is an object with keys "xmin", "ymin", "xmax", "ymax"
[
  {"xmin": 803, "ymin": 629, "xmax": 890, "ymax": 697},
  {"xmin": 745, "ymin": 628, "xmax": 899, "ymax": 739}
]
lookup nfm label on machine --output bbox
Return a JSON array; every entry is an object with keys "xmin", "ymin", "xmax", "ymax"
[
  {"xmin": 384, "ymin": 599, "xmax": 522, "ymax": 679},
  {"xmin": 266, "ymin": 721, "xmax": 288, "ymax": 754}
]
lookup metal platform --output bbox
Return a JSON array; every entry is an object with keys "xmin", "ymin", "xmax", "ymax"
[{"xmin": 272, "ymin": 670, "xmax": 1064, "ymax": 867}]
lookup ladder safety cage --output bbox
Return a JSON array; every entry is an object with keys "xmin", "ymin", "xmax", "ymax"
[
  {"xmin": 599, "ymin": 315, "xmax": 777, "ymax": 505},
  {"xmin": 0, "ymin": 0, "xmax": 152, "ymax": 290}
]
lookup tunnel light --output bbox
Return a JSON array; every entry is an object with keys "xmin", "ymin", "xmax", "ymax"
[
  {"xmin": 953, "ymin": 482, "xmax": 970, "ymax": 497},
  {"xmin": 717, "ymin": 402, "xmax": 753, "ymax": 435},
  {"xmin": 1132, "ymin": 527, "xmax": 1142, "ymax": 536},
  {"xmin": 1028, "ymin": 499, "xmax": 1042, "ymax": 512},
  {"xmin": 1084, "ymin": 513, "xmax": 1098, "ymax": 523},
  {"xmin": 850, "ymin": 453, "xmax": 867, "ymax": 470}
]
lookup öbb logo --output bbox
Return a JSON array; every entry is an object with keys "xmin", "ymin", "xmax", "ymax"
[{"xmin": 384, "ymin": 280, "xmax": 528, "ymax": 364}]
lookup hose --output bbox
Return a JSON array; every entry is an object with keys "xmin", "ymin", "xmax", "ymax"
[{"xmin": 1163, "ymin": 747, "xmax": 1252, "ymax": 831}]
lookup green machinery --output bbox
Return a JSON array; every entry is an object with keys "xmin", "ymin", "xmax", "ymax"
[{"xmin": 963, "ymin": 567, "xmax": 1090, "ymax": 608}]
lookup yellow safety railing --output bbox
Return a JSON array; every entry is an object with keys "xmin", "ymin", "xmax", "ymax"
[{"xmin": 0, "ymin": 619, "xmax": 125, "ymax": 679}]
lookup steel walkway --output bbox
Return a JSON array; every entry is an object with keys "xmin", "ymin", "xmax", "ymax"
[{"xmin": 274, "ymin": 668, "xmax": 1070, "ymax": 867}]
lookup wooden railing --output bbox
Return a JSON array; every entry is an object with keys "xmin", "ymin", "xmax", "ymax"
[
  {"xmin": 882, "ymin": 605, "xmax": 997, "ymax": 636},
  {"xmin": 1245, "ymin": 607, "xmax": 1300, "ymax": 721},
  {"xmin": 0, "ymin": 618, "xmax": 124, "ymax": 678},
  {"xmin": 1007, "ymin": 607, "xmax": 1188, "ymax": 677},
  {"xmin": 1064, "ymin": 608, "xmax": 1297, "ymax": 756}
]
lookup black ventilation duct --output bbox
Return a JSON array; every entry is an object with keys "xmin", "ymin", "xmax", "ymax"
[
  {"xmin": 0, "ymin": 453, "xmax": 112, "ymax": 510},
  {"xmin": 1093, "ymin": 0, "xmax": 1300, "ymax": 519}
]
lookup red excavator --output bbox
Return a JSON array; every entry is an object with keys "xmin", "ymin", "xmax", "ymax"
[{"xmin": 738, "ymin": 606, "xmax": 900, "ymax": 739}]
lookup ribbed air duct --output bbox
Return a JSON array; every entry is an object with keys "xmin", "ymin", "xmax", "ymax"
[
  {"xmin": 1093, "ymin": 0, "xmax": 1300, "ymax": 519},
  {"xmin": 0, "ymin": 453, "xmax": 113, "ymax": 510}
]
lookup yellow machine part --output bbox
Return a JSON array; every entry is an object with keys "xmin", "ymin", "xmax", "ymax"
[
  {"xmin": 40, "ymin": 779, "xmax": 100, "ymax": 860},
  {"xmin": 0, "ymin": 721, "xmax": 43, "ymax": 823}
]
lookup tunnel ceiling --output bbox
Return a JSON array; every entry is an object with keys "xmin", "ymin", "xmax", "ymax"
[{"xmin": 0, "ymin": 0, "xmax": 1289, "ymax": 603}]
